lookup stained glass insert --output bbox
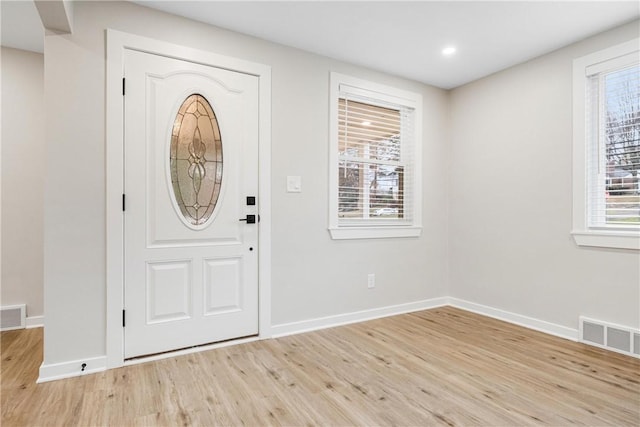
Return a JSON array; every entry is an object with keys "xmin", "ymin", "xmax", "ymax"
[{"xmin": 170, "ymin": 94, "xmax": 223, "ymax": 226}]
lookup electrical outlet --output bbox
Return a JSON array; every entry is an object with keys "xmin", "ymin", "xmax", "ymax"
[{"xmin": 367, "ymin": 273, "xmax": 375, "ymax": 289}]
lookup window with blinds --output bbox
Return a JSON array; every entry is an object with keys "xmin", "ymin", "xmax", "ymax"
[
  {"xmin": 338, "ymin": 97, "xmax": 414, "ymax": 223},
  {"xmin": 329, "ymin": 73, "xmax": 422, "ymax": 239},
  {"xmin": 572, "ymin": 39, "xmax": 639, "ymax": 249},
  {"xmin": 586, "ymin": 62, "xmax": 640, "ymax": 228}
]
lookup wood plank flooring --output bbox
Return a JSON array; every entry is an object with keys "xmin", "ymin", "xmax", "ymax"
[{"xmin": 2, "ymin": 307, "xmax": 639, "ymax": 426}]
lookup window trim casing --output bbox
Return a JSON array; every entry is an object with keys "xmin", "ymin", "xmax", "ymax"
[
  {"xmin": 328, "ymin": 72, "xmax": 423, "ymax": 240},
  {"xmin": 572, "ymin": 39, "xmax": 640, "ymax": 251}
]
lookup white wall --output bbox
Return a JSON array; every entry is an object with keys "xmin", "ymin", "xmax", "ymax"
[
  {"xmin": 43, "ymin": 1, "xmax": 449, "ymax": 365},
  {"xmin": 1, "ymin": 47, "xmax": 44, "ymax": 319},
  {"xmin": 42, "ymin": 1, "xmax": 639, "ymax": 371},
  {"xmin": 449, "ymin": 20, "xmax": 640, "ymax": 330}
]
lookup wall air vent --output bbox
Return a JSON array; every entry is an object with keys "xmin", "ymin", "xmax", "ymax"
[
  {"xmin": 0, "ymin": 304, "xmax": 26, "ymax": 331},
  {"xmin": 579, "ymin": 316, "xmax": 639, "ymax": 359}
]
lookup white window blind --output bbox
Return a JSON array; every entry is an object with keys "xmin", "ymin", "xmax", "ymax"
[
  {"xmin": 337, "ymin": 92, "xmax": 414, "ymax": 225},
  {"xmin": 329, "ymin": 73, "xmax": 422, "ymax": 240},
  {"xmin": 586, "ymin": 62, "xmax": 640, "ymax": 228}
]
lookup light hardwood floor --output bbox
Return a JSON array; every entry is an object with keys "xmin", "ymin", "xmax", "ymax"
[{"xmin": 2, "ymin": 307, "xmax": 639, "ymax": 426}]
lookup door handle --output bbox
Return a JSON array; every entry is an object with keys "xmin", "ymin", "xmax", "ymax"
[{"xmin": 239, "ymin": 214, "xmax": 257, "ymax": 224}]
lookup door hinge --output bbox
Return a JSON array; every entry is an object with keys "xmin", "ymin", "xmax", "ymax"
[
  {"xmin": 122, "ymin": 77, "xmax": 125, "ymax": 96},
  {"xmin": 122, "ymin": 194, "xmax": 126, "ymax": 211},
  {"xmin": 122, "ymin": 309, "xmax": 126, "ymax": 327}
]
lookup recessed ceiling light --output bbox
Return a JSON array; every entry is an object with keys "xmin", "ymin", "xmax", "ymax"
[
  {"xmin": 442, "ymin": 46, "xmax": 457, "ymax": 57},
  {"xmin": 361, "ymin": 120, "xmax": 372, "ymax": 126}
]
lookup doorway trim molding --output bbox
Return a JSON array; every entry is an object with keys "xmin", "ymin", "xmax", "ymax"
[{"xmin": 106, "ymin": 29, "xmax": 272, "ymax": 369}]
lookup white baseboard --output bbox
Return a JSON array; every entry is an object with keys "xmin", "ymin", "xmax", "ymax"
[
  {"xmin": 448, "ymin": 297, "xmax": 579, "ymax": 341},
  {"xmin": 34, "ymin": 296, "xmax": 583, "ymax": 382},
  {"xmin": 37, "ymin": 355, "xmax": 107, "ymax": 383},
  {"xmin": 271, "ymin": 297, "xmax": 449, "ymax": 338},
  {"xmin": 26, "ymin": 315, "xmax": 44, "ymax": 329}
]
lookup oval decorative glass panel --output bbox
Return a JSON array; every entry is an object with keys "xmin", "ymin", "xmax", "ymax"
[{"xmin": 170, "ymin": 94, "xmax": 223, "ymax": 226}]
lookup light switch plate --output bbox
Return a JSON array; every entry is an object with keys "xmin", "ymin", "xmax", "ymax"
[{"xmin": 287, "ymin": 176, "xmax": 302, "ymax": 193}]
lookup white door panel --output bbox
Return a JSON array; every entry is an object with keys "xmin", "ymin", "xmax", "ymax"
[
  {"xmin": 124, "ymin": 49, "xmax": 259, "ymax": 358},
  {"xmin": 147, "ymin": 71, "xmax": 245, "ymax": 246},
  {"xmin": 203, "ymin": 257, "xmax": 243, "ymax": 315},
  {"xmin": 146, "ymin": 260, "xmax": 192, "ymax": 324}
]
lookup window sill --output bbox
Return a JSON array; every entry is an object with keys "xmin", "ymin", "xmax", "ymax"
[
  {"xmin": 329, "ymin": 226, "xmax": 422, "ymax": 240},
  {"xmin": 571, "ymin": 230, "xmax": 640, "ymax": 250}
]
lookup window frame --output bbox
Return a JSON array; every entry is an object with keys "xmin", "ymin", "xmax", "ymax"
[
  {"xmin": 328, "ymin": 72, "xmax": 423, "ymax": 240},
  {"xmin": 572, "ymin": 38, "xmax": 640, "ymax": 250}
]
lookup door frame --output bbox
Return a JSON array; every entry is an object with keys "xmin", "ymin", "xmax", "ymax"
[{"xmin": 105, "ymin": 29, "xmax": 272, "ymax": 369}]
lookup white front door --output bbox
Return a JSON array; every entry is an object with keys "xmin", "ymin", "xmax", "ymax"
[{"xmin": 123, "ymin": 49, "xmax": 259, "ymax": 359}]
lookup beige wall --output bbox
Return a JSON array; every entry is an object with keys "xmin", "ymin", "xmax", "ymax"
[
  {"xmin": 449, "ymin": 20, "xmax": 640, "ymax": 329},
  {"xmin": 1, "ymin": 47, "xmax": 44, "ymax": 319},
  {"xmin": 43, "ymin": 1, "xmax": 449, "ymax": 364}
]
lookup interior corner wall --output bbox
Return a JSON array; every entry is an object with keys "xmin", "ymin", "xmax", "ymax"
[
  {"xmin": 449, "ymin": 20, "xmax": 640, "ymax": 331},
  {"xmin": 1, "ymin": 46, "xmax": 45, "ymax": 319},
  {"xmin": 43, "ymin": 1, "xmax": 449, "ymax": 365}
]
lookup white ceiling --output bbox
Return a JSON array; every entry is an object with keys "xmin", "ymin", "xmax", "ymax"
[
  {"xmin": 1, "ymin": 1, "xmax": 44, "ymax": 54},
  {"xmin": 2, "ymin": 1, "xmax": 639, "ymax": 89}
]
